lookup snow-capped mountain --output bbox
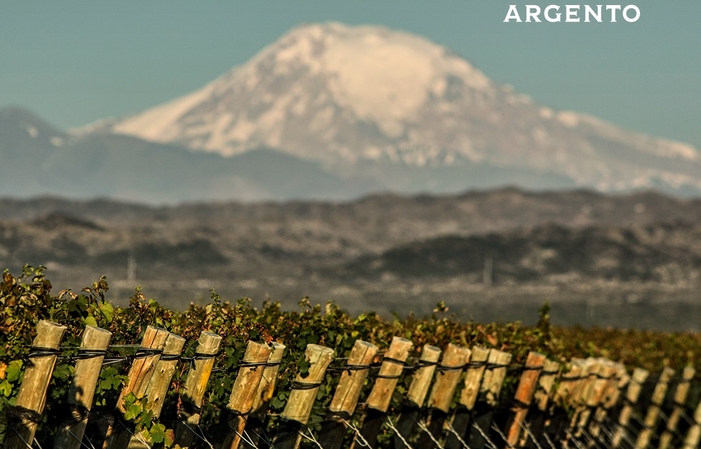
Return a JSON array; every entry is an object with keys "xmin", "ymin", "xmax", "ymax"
[{"xmin": 94, "ymin": 22, "xmax": 701, "ymax": 196}]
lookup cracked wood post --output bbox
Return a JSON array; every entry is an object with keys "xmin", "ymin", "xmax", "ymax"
[
  {"xmin": 467, "ymin": 349, "xmax": 512, "ymax": 449},
  {"xmin": 658, "ymin": 366, "xmax": 695, "ymax": 449},
  {"xmin": 220, "ymin": 340, "xmax": 272, "ymax": 449},
  {"xmin": 272, "ymin": 344, "xmax": 334, "ymax": 449},
  {"xmin": 5, "ymin": 320, "xmax": 66, "ymax": 449},
  {"xmin": 105, "ymin": 325, "xmax": 170, "ymax": 449},
  {"xmin": 682, "ymin": 395, "xmax": 701, "ymax": 449},
  {"xmin": 546, "ymin": 358, "xmax": 586, "ymax": 446},
  {"xmin": 54, "ymin": 325, "xmax": 112, "ymax": 449},
  {"xmin": 553, "ymin": 359, "xmax": 586, "ymax": 406},
  {"xmin": 634, "ymin": 366, "xmax": 675, "ymax": 449},
  {"xmin": 393, "ymin": 344, "xmax": 441, "ymax": 449},
  {"xmin": 504, "ymin": 351, "xmax": 546, "ymax": 448},
  {"xmin": 444, "ymin": 346, "xmax": 490, "ymax": 449},
  {"xmin": 612, "ymin": 367, "xmax": 649, "ymax": 449},
  {"xmin": 244, "ymin": 341, "xmax": 286, "ymax": 449},
  {"xmin": 566, "ymin": 358, "xmax": 598, "ymax": 440},
  {"xmin": 174, "ymin": 331, "xmax": 222, "ymax": 449},
  {"xmin": 128, "ymin": 332, "xmax": 187, "ymax": 449},
  {"xmin": 357, "ymin": 337, "xmax": 413, "ymax": 448},
  {"xmin": 416, "ymin": 343, "xmax": 471, "ymax": 449},
  {"xmin": 588, "ymin": 363, "xmax": 629, "ymax": 444},
  {"xmin": 521, "ymin": 358, "xmax": 560, "ymax": 449},
  {"xmin": 576, "ymin": 359, "xmax": 615, "ymax": 441},
  {"xmin": 317, "ymin": 339, "xmax": 379, "ymax": 449}
]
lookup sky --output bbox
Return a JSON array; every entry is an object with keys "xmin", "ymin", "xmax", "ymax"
[{"xmin": 2, "ymin": 0, "xmax": 700, "ymax": 149}]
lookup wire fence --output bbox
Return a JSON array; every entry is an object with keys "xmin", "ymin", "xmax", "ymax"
[{"xmin": 1, "ymin": 320, "xmax": 700, "ymax": 449}]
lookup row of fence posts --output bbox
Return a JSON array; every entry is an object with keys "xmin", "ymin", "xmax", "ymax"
[{"xmin": 3, "ymin": 320, "xmax": 701, "ymax": 449}]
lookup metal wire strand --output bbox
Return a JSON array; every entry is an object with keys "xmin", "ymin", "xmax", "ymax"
[
  {"xmin": 415, "ymin": 419, "xmax": 445, "ymax": 449},
  {"xmin": 341, "ymin": 418, "xmax": 373, "ymax": 448},
  {"xmin": 471, "ymin": 422, "xmax": 498, "ymax": 449},
  {"xmin": 444, "ymin": 419, "xmax": 471, "ymax": 449},
  {"xmin": 386, "ymin": 416, "xmax": 414, "ymax": 449}
]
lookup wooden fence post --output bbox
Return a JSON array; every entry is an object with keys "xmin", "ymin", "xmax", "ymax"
[
  {"xmin": 612, "ymin": 367, "xmax": 650, "ymax": 449},
  {"xmin": 588, "ymin": 363, "xmax": 629, "ymax": 445},
  {"xmin": 658, "ymin": 366, "xmax": 695, "ymax": 449},
  {"xmin": 358, "ymin": 337, "xmax": 413, "ymax": 447},
  {"xmin": 467, "ymin": 349, "xmax": 513, "ymax": 449},
  {"xmin": 174, "ymin": 331, "xmax": 222, "ymax": 449},
  {"xmin": 244, "ymin": 341, "xmax": 286, "ymax": 449},
  {"xmin": 444, "ymin": 346, "xmax": 490, "ymax": 449},
  {"xmin": 580, "ymin": 361, "xmax": 614, "ymax": 430},
  {"xmin": 127, "ymin": 332, "xmax": 187, "ymax": 449},
  {"xmin": 318, "ymin": 339, "xmax": 379, "ymax": 449},
  {"xmin": 682, "ymin": 397, "xmax": 701, "ymax": 449},
  {"xmin": 221, "ymin": 341, "xmax": 272, "ymax": 449},
  {"xmin": 272, "ymin": 344, "xmax": 335, "ymax": 449},
  {"xmin": 546, "ymin": 358, "xmax": 586, "ymax": 446},
  {"xmin": 569, "ymin": 358, "xmax": 600, "ymax": 439},
  {"xmin": 416, "ymin": 344, "xmax": 471, "ymax": 449},
  {"xmin": 54, "ymin": 325, "xmax": 112, "ymax": 449},
  {"xmin": 522, "ymin": 358, "xmax": 560, "ymax": 449},
  {"xmin": 105, "ymin": 325, "xmax": 170, "ymax": 449},
  {"xmin": 504, "ymin": 351, "xmax": 546, "ymax": 447},
  {"xmin": 393, "ymin": 344, "xmax": 442, "ymax": 449},
  {"xmin": 143, "ymin": 332, "xmax": 186, "ymax": 417},
  {"xmin": 634, "ymin": 366, "xmax": 675, "ymax": 449},
  {"xmin": 4, "ymin": 320, "xmax": 66, "ymax": 449}
]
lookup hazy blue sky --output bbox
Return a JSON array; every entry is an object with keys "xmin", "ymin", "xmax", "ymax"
[{"xmin": 2, "ymin": 0, "xmax": 700, "ymax": 149}]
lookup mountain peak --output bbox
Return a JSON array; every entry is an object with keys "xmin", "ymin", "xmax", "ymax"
[
  {"xmin": 97, "ymin": 22, "xmax": 701, "ymax": 197},
  {"xmin": 259, "ymin": 22, "xmax": 495, "ymax": 129},
  {"xmin": 0, "ymin": 105, "xmax": 67, "ymax": 143}
]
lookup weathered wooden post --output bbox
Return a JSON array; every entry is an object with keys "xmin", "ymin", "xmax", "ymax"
[
  {"xmin": 174, "ymin": 331, "xmax": 222, "ymax": 448},
  {"xmin": 357, "ymin": 337, "xmax": 413, "ymax": 447},
  {"xmin": 4, "ymin": 320, "xmax": 66, "ymax": 449},
  {"xmin": 444, "ymin": 346, "xmax": 490, "ymax": 449},
  {"xmin": 682, "ymin": 396, "xmax": 701, "ymax": 449},
  {"xmin": 546, "ymin": 358, "xmax": 587, "ymax": 447},
  {"xmin": 522, "ymin": 358, "xmax": 560, "ymax": 449},
  {"xmin": 244, "ymin": 341, "xmax": 286, "ymax": 448},
  {"xmin": 54, "ymin": 325, "xmax": 112, "ymax": 449},
  {"xmin": 575, "ymin": 360, "xmax": 615, "ymax": 444},
  {"xmin": 392, "ymin": 344, "xmax": 441, "ymax": 449},
  {"xmin": 612, "ymin": 367, "xmax": 650, "ymax": 449},
  {"xmin": 105, "ymin": 325, "xmax": 170, "ymax": 449},
  {"xmin": 272, "ymin": 344, "xmax": 335, "ymax": 449},
  {"xmin": 467, "ymin": 349, "xmax": 513, "ymax": 449},
  {"xmin": 318, "ymin": 340, "xmax": 379, "ymax": 449},
  {"xmin": 127, "ymin": 332, "xmax": 187, "ymax": 448},
  {"xmin": 415, "ymin": 343, "xmax": 471, "ymax": 449},
  {"xmin": 144, "ymin": 333, "xmax": 186, "ymax": 415},
  {"xmin": 581, "ymin": 361, "xmax": 614, "ymax": 429},
  {"xmin": 588, "ymin": 363, "xmax": 628, "ymax": 445},
  {"xmin": 504, "ymin": 351, "xmax": 546, "ymax": 447},
  {"xmin": 634, "ymin": 366, "xmax": 675, "ymax": 449},
  {"xmin": 569, "ymin": 358, "xmax": 601, "ymax": 439},
  {"xmin": 560, "ymin": 357, "xmax": 598, "ymax": 449},
  {"xmin": 658, "ymin": 366, "xmax": 695, "ymax": 449},
  {"xmin": 220, "ymin": 341, "xmax": 272, "ymax": 449}
]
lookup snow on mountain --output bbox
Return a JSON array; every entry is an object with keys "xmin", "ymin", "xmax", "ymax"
[{"xmin": 98, "ymin": 22, "xmax": 701, "ymax": 196}]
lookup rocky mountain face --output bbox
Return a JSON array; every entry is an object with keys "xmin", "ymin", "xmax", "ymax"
[{"xmin": 93, "ymin": 22, "xmax": 701, "ymax": 198}]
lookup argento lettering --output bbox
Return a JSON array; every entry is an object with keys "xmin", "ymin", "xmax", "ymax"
[{"xmin": 504, "ymin": 4, "xmax": 641, "ymax": 23}]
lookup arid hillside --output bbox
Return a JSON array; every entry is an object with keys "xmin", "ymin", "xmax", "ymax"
[{"xmin": 1, "ymin": 188, "xmax": 700, "ymax": 330}]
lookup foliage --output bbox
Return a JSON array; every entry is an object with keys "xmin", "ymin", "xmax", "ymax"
[{"xmin": 1, "ymin": 266, "xmax": 698, "ymax": 447}]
